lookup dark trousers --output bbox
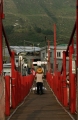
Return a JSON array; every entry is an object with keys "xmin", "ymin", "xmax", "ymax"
[{"xmin": 37, "ymin": 82, "xmax": 43, "ymax": 94}]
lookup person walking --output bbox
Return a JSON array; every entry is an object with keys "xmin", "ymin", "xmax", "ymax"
[{"xmin": 35, "ymin": 66, "xmax": 44, "ymax": 95}]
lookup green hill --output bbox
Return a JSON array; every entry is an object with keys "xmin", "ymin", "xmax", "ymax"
[{"xmin": 3, "ymin": 0, "xmax": 76, "ymax": 46}]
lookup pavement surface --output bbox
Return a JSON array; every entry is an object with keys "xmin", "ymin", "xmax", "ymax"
[{"xmin": 6, "ymin": 80, "xmax": 77, "ymax": 120}]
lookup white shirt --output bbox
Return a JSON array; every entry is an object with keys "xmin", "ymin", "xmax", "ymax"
[{"xmin": 36, "ymin": 73, "xmax": 43, "ymax": 83}]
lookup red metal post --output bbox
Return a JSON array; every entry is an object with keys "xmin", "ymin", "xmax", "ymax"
[
  {"xmin": 55, "ymin": 72, "xmax": 59, "ymax": 98},
  {"xmin": 54, "ymin": 24, "xmax": 57, "ymax": 73},
  {"xmin": 21, "ymin": 76, "xmax": 24, "ymax": 101},
  {"xmin": 69, "ymin": 46, "xmax": 72, "ymax": 110},
  {"xmin": 15, "ymin": 71, "xmax": 18, "ymax": 106},
  {"xmin": 2, "ymin": 25, "xmax": 11, "ymax": 57},
  {"xmin": 60, "ymin": 75, "xmax": 64, "ymax": 104},
  {"xmin": 76, "ymin": 0, "xmax": 78, "ymax": 115},
  {"xmin": 71, "ymin": 74, "xmax": 76, "ymax": 113},
  {"xmin": 57, "ymin": 72, "xmax": 61, "ymax": 101},
  {"xmin": 18, "ymin": 73, "xmax": 21, "ymax": 103},
  {"xmin": 62, "ymin": 51, "xmax": 68, "ymax": 106},
  {"xmin": 58, "ymin": 72, "xmax": 62, "ymax": 102},
  {"xmin": 11, "ymin": 51, "xmax": 16, "ymax": 108},
  {"xmin": 72, "ymin": 39, "xmax": 74, "ymax": 54},
  {"xmin": 0, "ymin": 1, "xmax": 3, "ymax": 74},
  {"xmin": 5, "ymin": 76, "xmax": 10, "ymax": 116},
  {"xmin": 69, "ymin": 46, "xmax": 76, "ymax": 113},
  {"xmin": 76, "ymin": 0, "xmax": 78, "ymax": 67}
]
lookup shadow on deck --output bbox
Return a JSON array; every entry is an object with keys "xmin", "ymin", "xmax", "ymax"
[{"xmin": 6, "ymin": 80, "xmax": 77, "ymax": 120}]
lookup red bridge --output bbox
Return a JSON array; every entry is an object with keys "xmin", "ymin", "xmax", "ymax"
[{"xmin": 0, "ymin": 0, "xmax": 78, "ymax": 120}]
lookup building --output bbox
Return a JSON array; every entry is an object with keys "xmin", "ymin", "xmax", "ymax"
[
  {"xmin": 3, "ymin": 44, "xmax": 76, "ymax": 75},
  {"xmin": 10, "ymin": 46, "xmax": 41, "ymax": 69},
  {"xmin": 40, "ymin": 44, "xmax": 76, "ymax": 73}
]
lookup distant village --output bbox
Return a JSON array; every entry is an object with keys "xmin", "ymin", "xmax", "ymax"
[{"xmin": 3, "ymin": 44, "xmax": 76, "ymax": 76}]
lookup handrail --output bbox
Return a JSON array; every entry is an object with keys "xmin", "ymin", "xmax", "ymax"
[
  {"xmin": 2, "ymin": 23, "xmax": 11, "ymax": 57},
  {"xmin": 61, "ymin": 22, "xmax": 76, "ymax": 74},
  {"xmin": 66, "ymin": 22, "xmax": 76, "ymax": 56}
]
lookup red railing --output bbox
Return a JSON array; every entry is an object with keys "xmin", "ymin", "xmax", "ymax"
[
  {"xmin": 46, "ymin": 70, "xmax": 76, "ymax": 114},
  {"xmin": 0, "ymin": 1, "xmax": 35, "ymax": 116},
  {"xmin": 46, "ymin": 0, "xmax": 78, "ymax": 114},
  {"xmin": 5, "ymin": 72, "xmax": 34, "ymax": 116},
  {"xmin": 0, "ymin": 0, "xmax": 77, "ymax": 118},
  {"xmin": 46, "ymin": 41, "xmax": 77, "ymax": 112}
]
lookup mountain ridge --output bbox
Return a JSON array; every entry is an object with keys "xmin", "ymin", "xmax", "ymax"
[{"xmin": 3, "ymin": 0, "xmax": 76, "ymax": 46}]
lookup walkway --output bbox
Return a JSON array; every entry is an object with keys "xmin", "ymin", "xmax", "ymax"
[{"xmin": 6, "ymin": 80, "xmax": 77, "ymax": 120}]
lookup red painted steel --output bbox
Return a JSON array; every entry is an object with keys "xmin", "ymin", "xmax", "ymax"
[
  {"xmin": 72, "ymin": 39, "xmax": 74, "ymax": 54},
  {"xmin": 71, "ymin": 73, "xmax": 76, "ymax": 113},
  {"xmin": 66, "ymin": 23, "xmax": 76, "ymax": 56},
  {"xmin": 0, "ymin": 75, "xmax": 5, "ymax": 120},
  {"xmin": 55, "ymin": 73, "xmax": 59, "ymax": 100},
  {"xmin": 59, "ymin": 74, "xmax": 63, "ymax": 103},
  {"xmin": 0, "ymin": 0, "xmax": 3, "ymax": 74},
  {"xmin": 62, "ymin": 51, "xmax": 68, "ymax": 107},
  {"xmin": 76, "ymin": 0, "xmax": 78, "ymax": 67},
  {"xmin": 69, "ymin": 46, "xmax": 72, "ymax": 110},
  {"xmin": 11, "ymin": 51, "xmax": 16, "ymax": 109},
  {"xmin": 61, "ymin": 23, "xmax": 76, "ymax": 73},
  {"xmin": 2, "ymin": 24, "xmax": 11, "ymax": 56},
  {"xmin": 0, "ymin": 0, "xmax": 77, "ymax": 116},
  {"xmin": 15, "ymin": 71, "xmax": 19, "ymax": 106},
  {"xmin": 20, "ymin": 75, "xmax": 22, "ymax": 102},
  {"xmin": 21, "ymin": 76, "xmax": 23, "ymax": 101},
  {"xmin": 54, "ymin": 24, "xmax": 57, "ymax": 72},
  {"xmin": 18, "ymin": 74, "xmax": 21, "ymax": 102},
  {"xmin": 46, "ymin": 41, "xmax": 76, "ymax": 114},
  {"xmin": 5, "ymin": 76, "xmax": 10, "ymax": 116},
  {"xmin": 57, "ymin": 72, "xmax": 61, "ymax": 101},
  {"xmin": 69, "ymin": 46, "xmax": 76, "ymax": 113}
]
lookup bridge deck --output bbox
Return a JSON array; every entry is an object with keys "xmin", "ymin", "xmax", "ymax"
[{"xmin": 6, "ymin": 80, "xmax": 77, "ymax": 120}]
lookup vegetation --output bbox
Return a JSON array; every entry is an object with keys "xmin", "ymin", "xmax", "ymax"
[{"xmin": 3, "ymin": 0, "xmax": 76, "ymax": 46}]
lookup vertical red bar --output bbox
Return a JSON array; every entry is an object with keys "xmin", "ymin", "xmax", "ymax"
[
  {"xmin": 70, "ymin": 74, "xmax": 76, "ymax": 113},
  {"xmin": 76, "ymin": 0, "xmax": 78, "ymax": 115},
  {"xmin": 22, "ymin": 76, "xmax": 24, "ymax": 100},
  {"xmin": 69, "ymin": 46, "xmax": 72, "ymax": 110},
  {"xmin": 25, "ymin": 76, "xmax": 28, "ymax": 96},
  {"xmin": 60, "ymin": 75, "xmax": 64, "ymax": 104},
  {"xmin": 58, "ymin": 72, "xmax": 61, "ymax": 101},
  {"xmin": 26, "ymin": 76, "xmax": 29, "ymax": 95},
  {"xmin": 5, "ymin": 76, "xmax": 10, "ymax": 116},
  {"xmin": 58, "ymin": 72, "xmax": 61, "ymax": 102},
  {"xmin": 72, "ymin": 39, "xmax": 74, "ymax": 54},
  {"xmin": 53, "ymin": 74, "xmax": 56, "ymax": 94},
  {"xmin": 11, "ymin": 51, "xmax": 16, "ymax": 108},
  {"xmin": 20, "ymin": 75, "xmax": 22, "ymax": 102},
  {"xmin": 15, "ymin": 71, "xmax": 18, "ymax": 106},
  {"xmin": 54, "ymin": 24, "xmax": 57, "ymax": 73},
  {"xmin": 19, "ymin": 73, "xmax": 21, "ymax": 103},
  {"xmin": 56, "ymin": 72, "xmax": 58, "ymax": 98},
  {"xmin": 69, "ymin": 45, "xmax": 76, "ymax": 113},
  {"xmin": 0, "ymin": 1, "xmax": 3, "ymax": 74},
  {"xmin": 16, "ymin": 71, "xmax": 19, "ymax": 105},
  {"xmin": 63, "ymin": 51, "xmax": 68, "ymax": 106},
  {"xmin": 76, "ymin": 0, "xmax": 78, "ymax": 67},
  {"xmin": 69, "ymin": 46, "xmax": 74, "ymax": 112},
  {"xmin": 18, "ymin": 73, "xmax": 21, "ymax": 104},
  {"xmin": 52, "ymin": 74, "xmax": 54, "ymax": 91}
]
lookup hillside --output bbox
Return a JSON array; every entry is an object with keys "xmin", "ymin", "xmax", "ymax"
[{"xmin": 3, "ymin": 0, "xmax": 76, "ymax": 46}]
